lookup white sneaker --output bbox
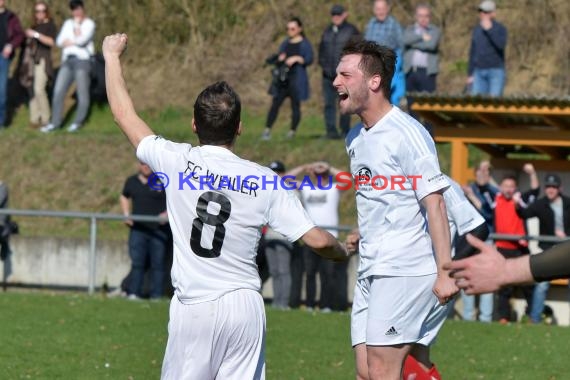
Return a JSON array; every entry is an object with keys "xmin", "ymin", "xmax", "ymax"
[
  {"xmin": 261, "ymin": 129, "xmax": 271, "ymax": 141},
  {"xmin": 67, "ymin": 123, "xmax": 82, "ymax": 132},
  {"xmin": 127, "ymin": 294, "xmax": 140, "ymax": 301},
  {"xmin": 286, "ymin": 130, "xmax": 296, "ymax": 139},
  {"xmin": 40, "ymin": 123, "xmax": 58, "ymax": 133},
  {"xmin": 320, "ymin": 307, "xmax": 332, "ymax": 314}
]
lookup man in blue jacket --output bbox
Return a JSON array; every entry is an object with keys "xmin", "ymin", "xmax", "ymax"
[{"xmin": 467, "ymin": 0, "xmax": 508, "ymax": 96}]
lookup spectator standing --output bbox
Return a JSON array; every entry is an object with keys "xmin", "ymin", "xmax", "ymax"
[
  {"xmin": 264, "ymin": 160, "xmax": 295, "ymax": 310},
  {"xmin": 494, "ymin": 164, "xmax": 539, "ymax": 323},
  {"xmin": 20, "ymin": 1, "xmax": 57, "ymax": 128},
  {"xmin": 0, "ymin": 180, "xmax": 11, "ymax": 262},
  {"xmin": 467, "ymin": 0, "xmax": 507, "ymax": 96},
  {"xmin": 41, "ymin": 0, "xmax": 95, "ymax": 133},
  {"xmin": 461, "ymin": 160, "xmax": 497, "ymax": 322},
  {"xmin": 364, "ymin": 0, "xmax": 405, "ymax": 106},
  {"xmin": 120, "ymin": 161, "xmax": 168, "ymax": 300},
  {"xmin": 262, "ymin": 17, "xmax": 313, "ymax": 141},
  {"xmin": 516, "ymin": 173, "xmax": 570, "ymax": 324},
  {"xmin": 288, "ymin": 161, "xmax": 345, "ymax": 312},
  {"xmin": 0, "ymin": 0, "xmax": 24, "ymax": 128},
  {"xmin": 403, "ymin": 3, "xmax": 440, "ymax": 133},
  {"xmin": 318, "ymin": 4, "xmax": 359, "ymax": 139}
]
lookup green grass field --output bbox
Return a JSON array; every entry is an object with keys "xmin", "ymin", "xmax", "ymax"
[{"xmin": 1, "ymin": 292, "xmax": 569, "ymax": 380}]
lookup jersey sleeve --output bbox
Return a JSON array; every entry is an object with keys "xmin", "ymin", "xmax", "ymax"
[
  {"xmin": 136, "ymin": 135, "xmax": 189, "ymax": 174},
  {"xmin": 444, "ymin": 178, "xmax": 485, "ymax": 235},
  {"xmin": 267, "ymin": 188, "xmax": 315, "ymax": 242},
  {"xmin": 136, "ymin": 135, "xmax": 166, "ymax": 173},
  {"xmin": 399, "ymin": 136, "xmax": 449, "ymax": 200}
]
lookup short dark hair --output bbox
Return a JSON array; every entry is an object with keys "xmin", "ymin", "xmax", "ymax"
[
  {"xmin": 341, "ymin": 38, "xmax": 396, "ymax": 100},
  {"xmin": 501, "ymin": 174, "xmax": 517, "ymax": 184},
  {"xmin": 193, "ymin": 81, "xmax": 241, "ymax": 146},
  {"xmin": 69, "ymin": 0, "xmax": 84, "ymax": 10}
]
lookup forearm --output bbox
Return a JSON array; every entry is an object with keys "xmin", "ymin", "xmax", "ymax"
[
  {"xmin": 119, "ymin": 196, "xmax": 131, "ymax": 216},
  {"xmin": 529, "ymin": 172, "xmax": 539, "ymax": 190},
  {"xmin": 427, "ymin": 198, "xmax": 452, "ymax": 271},
  {"xmin": 285, "ymin": 164, "xmax": 309, "ymax": 178},
  {"xmin": 503, "ymin": 255, "xmax": 533, "ymax": 285},
  {"xmin": 105, "ymin": 56, "xmax": 153, "ymax": 147},
  {"xmin": 302, "ymin": 227, "xmax": 348, "ymax": 261},
  {"xmin": 37, "ymin": 33, "xmax": 54, "ymax": 47}
]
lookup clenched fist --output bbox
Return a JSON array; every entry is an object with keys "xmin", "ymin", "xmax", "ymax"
[{"xmin": 102, "ymin": 33, "xmax": 128, "ymax": 60}]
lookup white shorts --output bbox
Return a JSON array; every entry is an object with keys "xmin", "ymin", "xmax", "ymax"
[
  {"xmin": 161, "ymin": 289, "xmax": 266, "ymax": 380},
  {"xmin": 351, "ymin": 274, "xmax": 448, "ymax": 347}
]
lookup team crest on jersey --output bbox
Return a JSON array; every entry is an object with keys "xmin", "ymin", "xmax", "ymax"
[
  {"xmin": 354, "ymin": 167, "xmax": 373, "ymax": 191},
  {"xmin": 355, "ymin": 167, "xmax": 372, "ymax": 181}
]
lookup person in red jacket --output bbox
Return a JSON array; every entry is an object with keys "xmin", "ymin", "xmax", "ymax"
[
  {"xmin": 493, "ymin": 163, "xmax": 539, "ymax": 323},
  {"xmin": 0, "ymin": 0, "xmax": 24, "ymax": 127}
]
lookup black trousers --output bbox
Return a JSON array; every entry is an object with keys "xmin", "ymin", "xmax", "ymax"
[
  {"xmin": 302, "ymin": 246, "xmax": 348, "ymax": 310},
  {"xmin": 289, "ymin": 242, "xmax": 304, "ymax": 308},
  {"xmin": 497, "ymin": 247, "xmax": 535, "ymax": 320},
  {"xmin": 266, "ymin": 82, "xmax": 301, "ymax": 131}
]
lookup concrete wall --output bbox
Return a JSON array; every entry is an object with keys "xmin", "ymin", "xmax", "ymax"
[
  {"xmin": 3, "ymin": 236, "xmax": 130, "ymax": 288},
  {"xmin": 1, "ymin": 236, "xmax": 359, "ymax": 300}
]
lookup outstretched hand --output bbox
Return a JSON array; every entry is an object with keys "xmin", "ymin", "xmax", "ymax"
[
  {"xmin": 102, "ymin": 33, "xmax": 128, "ymax": 60},
  {"xmin": 443, "ymin": 234, "xmax": 507, "ymax": 294}
]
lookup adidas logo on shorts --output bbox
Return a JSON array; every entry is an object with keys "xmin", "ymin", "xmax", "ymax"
[{"xmin": 385, "ymin": 326, "xmax": 399, "ymax": 336}]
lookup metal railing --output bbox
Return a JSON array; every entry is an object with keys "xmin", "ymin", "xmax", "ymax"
[
  {"xmin": 1, "ymin": 208, "xmax": 568, "ymax": 294},
  {"xmin": 0, "ymin": 208, "xmax": 355, "ymax": 294}
]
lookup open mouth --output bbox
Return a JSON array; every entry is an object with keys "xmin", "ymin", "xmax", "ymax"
[{"xmin": 338, "ymin": 92, "xmax": 349, "ymax": 102}]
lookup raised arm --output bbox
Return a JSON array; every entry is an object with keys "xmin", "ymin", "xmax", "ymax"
[{"xmin": 103, "ymin": 34, "xmax": 154, "ymax": 148}]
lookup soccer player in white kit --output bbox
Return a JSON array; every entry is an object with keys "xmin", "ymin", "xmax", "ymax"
[
  {"xmin": 335, "ymin": 39, "xmax": 459, "ymax": 379},
  {"xmin": 102, "ymin": 34, "xmax": 349, "ymax": 380},
  {"xmin": 402, "ymin": 174, "xmax": 488, "ymax": 380}
]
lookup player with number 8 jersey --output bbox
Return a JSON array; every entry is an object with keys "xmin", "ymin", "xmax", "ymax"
[{"xmin": 103, "ymin": 33, "xmax": 349, "ymax": 380}]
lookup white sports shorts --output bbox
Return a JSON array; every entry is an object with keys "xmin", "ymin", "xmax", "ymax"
[
  {"xmin": 351, "ymin": 274, "xmax": 448, "ymax": 347},
  {"xmin": 161, "ymin": 289, "xmax": 266, "ymax": 380}
]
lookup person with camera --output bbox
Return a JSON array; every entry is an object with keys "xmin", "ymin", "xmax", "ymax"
[{"xmin": 262, "ymin": 17, "xmax": 313, "ymax": 141}]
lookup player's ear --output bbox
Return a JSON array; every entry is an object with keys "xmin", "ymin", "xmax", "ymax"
[
  {"xmin": 368, "ymin": 74, "xmax": 381, "ymax": 92},
  {"xmin": 191, "ymin": 118, "xmax": 198, "ymax": 134},
  {"xmin": 236, "ymin": 121, "xmax": 243, "ymax": 136}
]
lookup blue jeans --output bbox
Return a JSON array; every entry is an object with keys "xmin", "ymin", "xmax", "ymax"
[
  {"xmin": 461, "ymin": 291, "xmax": 494, "ymax": 322},
  {"xmin": 0, "ymin": 56, "xmax": 10, "ymax": 126},
  {"xmin": 530, "ymin": 281, "xmax": 550, "ymax": 323},
  {"xmin": 51, "ymin": 57, "xmax": 92, "ymax": 127},
  {"xmin": 322, "ymin": 76, "xmax": 350, "ymax": 137},
  {"xmin": 128, "ymin": 228, "xmax": 168, "ymax": 298},
  {"xmin": 471, "ymin": 68, "xmax": 506, "ymax": 97}
]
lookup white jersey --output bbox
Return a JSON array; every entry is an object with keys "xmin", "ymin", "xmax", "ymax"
[
  {"xmin": 444, "ymin": 175, "xmax": 485, "ymax": 242},
  {"xmin": 137, "ymin": 136, "xmax": 315, "ymax": 304},
  {"xmin": 345, "ymin": 107, "xmax": 449, "ymax": 278},
  {"xmin": 301, "ymin": 184, "xmax": 341, "ymax": 238}
]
